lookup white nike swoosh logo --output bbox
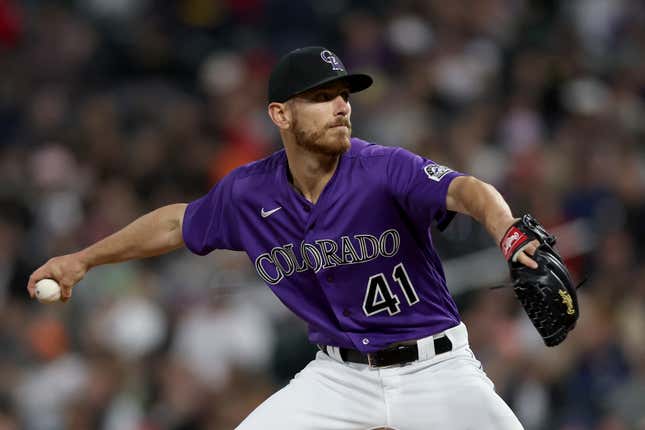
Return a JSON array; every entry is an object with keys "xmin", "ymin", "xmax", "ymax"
[{"xmin": 261, "ymin": 206, "xmax": 282, "ymax": 218}]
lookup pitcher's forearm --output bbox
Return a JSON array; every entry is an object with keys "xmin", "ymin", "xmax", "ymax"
[
  {"xmin": 446, "ymin": 176, "xmax": 516, "ymax": 243},
  {"xmin": 78, "ymin": 203, "xmax": 188, "ymax": 269}
]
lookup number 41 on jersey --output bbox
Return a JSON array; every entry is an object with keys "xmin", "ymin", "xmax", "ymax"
[{"xmin": 363, "ymin": 263, "xmax": 419, "ymax": 316}]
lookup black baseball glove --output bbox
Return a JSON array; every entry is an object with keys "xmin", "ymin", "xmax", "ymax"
[{"xmin": 500, "ymin": 215, "xmax": 579, "ymax": 347}]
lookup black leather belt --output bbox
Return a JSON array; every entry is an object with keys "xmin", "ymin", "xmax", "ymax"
[{"xmin": 318, "ymin": 335, "xmax": 452, "ymax": 368}]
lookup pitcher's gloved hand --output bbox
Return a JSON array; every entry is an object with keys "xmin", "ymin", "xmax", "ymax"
[{"xmin": 500, "ymin": 215, "xmax": 579, "ymax": 347}]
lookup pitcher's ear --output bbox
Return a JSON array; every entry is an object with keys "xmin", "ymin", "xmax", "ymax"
[{"xmin": 268, "ymin": 102, "xmax": 291, "ymax": 130}]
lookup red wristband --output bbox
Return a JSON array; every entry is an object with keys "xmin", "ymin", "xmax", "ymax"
[{"xmin": 500, "ymin": 226, "xmax": 530, "ymax": 261}]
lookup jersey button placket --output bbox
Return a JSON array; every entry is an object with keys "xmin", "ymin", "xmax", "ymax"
[{"xmin": 303, "ymin": 203, "xmax": 316, "ymax": 231}]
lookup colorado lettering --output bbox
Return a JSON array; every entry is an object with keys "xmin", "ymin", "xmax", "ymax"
[{"xmin": 254, "ymin": 229, "xmax": 401, "ymax": 285}]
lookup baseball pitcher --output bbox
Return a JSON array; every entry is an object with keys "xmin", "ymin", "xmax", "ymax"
[{"xmin": 28, "ymin": 47, "xmax": 578, "ymax": 429}]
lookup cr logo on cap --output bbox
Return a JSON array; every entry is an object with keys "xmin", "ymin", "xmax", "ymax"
[{"xmin": 320, "ymin": 50, "xmax": 344, "ymax": 71}]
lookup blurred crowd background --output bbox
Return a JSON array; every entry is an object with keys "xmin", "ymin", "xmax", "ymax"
[{"xmin": 0, "ymin": 0, "xmax": 644, "ymax": 429}]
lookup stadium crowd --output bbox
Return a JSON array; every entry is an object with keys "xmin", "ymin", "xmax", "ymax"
[{"xmin": 0, "ymin": 0, "xmax": 644, "ymax": 429}]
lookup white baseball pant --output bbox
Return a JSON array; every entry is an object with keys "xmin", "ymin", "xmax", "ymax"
[{"xmin": 236, "ymin": 323, "xmax": 524, "ymax": 429}]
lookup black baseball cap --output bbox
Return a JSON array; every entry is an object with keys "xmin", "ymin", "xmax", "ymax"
[{"xmin": 268, "ymin": 46, "xmax": 373, "ymax": 103}]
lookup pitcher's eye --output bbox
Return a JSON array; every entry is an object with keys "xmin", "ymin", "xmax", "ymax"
[{"xmin": 314, "ymin": 92, "xmax": 333, "ymax": 102}]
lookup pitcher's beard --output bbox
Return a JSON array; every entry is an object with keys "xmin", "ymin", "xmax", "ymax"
[{"xmin": 292, "ymin": 119, "xmax": 352, "ymax": 156}]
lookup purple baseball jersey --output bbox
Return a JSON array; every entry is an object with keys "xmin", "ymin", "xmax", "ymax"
[{"xmin": 182, "ymin": 138, "xmax": 465, "ymax": 352}]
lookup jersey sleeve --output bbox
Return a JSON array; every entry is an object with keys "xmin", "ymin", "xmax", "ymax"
[
  {"xmin": 182, "ymin": 171, "xmax": 242, "ymax": 254},
  {"xmin": 386, "ymin": 147, "xmax": 465, "ymax": 231}
]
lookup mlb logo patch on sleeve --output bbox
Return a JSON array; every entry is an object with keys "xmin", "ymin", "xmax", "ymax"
[{"xmin": 424, "ymin": 164, "xmax": 452, "ymax": 181}]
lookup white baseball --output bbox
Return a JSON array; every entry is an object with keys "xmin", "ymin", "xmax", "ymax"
[{"xmin": 35, "ymin": 278, "xmax": 62, "ymax": 303}]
